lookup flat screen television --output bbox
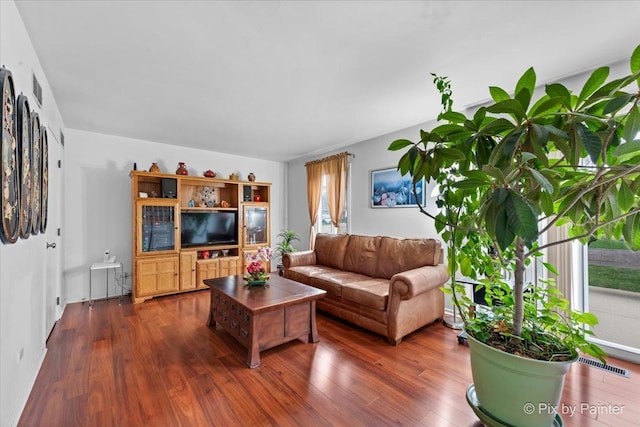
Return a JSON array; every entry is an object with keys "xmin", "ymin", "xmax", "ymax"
[{"xmin": 180, "ymin": 211, "xmax": 237, "ymax": 247}]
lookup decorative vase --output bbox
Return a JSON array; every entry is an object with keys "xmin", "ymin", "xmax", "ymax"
[
  {"xmin": 248, "ymin": 172, "xmax": 256, "ymax": 182},
  {"xmin": 176, "ymin": 162, "xmax": 188, "ymax": 175},
  {"xmin": 149, "ymin": 162, "xmax": 160, "ymax": 173},
  {"xmin": 466, "ymin": 332, "xmax": 574, "ymax": 427},
  {"xmin": 203, "ymin": 169, "xmax": 215, "ymax": 178}
]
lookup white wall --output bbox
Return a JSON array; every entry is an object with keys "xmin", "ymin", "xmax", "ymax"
[
  {"xmin": 285, "ymin": 57, "xmax": 633, "ymax": 318},
  {"xmin": 64, "ymin": 129, "xmax": 287, "ymax": 303},
  {"xmin": 286, "ymin": 55, "xmax": 632, "ymax": 249},
  {"xmin": 0, "ymin": 1, "xmax": 66, "ymax": 425},
  {"xmin": 287, "ymin": 120, "xmax": 440, "ymax": 249}
]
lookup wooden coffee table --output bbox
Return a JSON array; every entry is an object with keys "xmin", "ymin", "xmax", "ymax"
[{"xmin": 205, "ymin": 274, "xmax": 326, "ymax": 368}]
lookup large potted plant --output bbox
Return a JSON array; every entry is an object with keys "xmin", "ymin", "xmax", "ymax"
[{"xmin": 389, "ymin": 45, "xmax": 640, "ymax": 426}]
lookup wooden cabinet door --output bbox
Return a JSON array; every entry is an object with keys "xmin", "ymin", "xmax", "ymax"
[
  {"xmin": 135, "ymin": 199, "xmax": 179, "ymax": 257},
  {"xmin": 196, "ymin": 259, "xmax": 219, "ymax": 288},
  {"xmin": 219, "ymin": 256, "xmax": 241, "ymax": 277},
  {"xmin": 136, "ymin": 256, "xmax": 179, "ymax": 298},
  {"xmin": 180, "ymin": 251, "xmax": 197, "ymax": 290}
]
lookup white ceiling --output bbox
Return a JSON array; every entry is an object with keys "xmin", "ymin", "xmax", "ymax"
[{"xmin": 14, "ymin": 0, "xmax": 640, "ymax": 161}]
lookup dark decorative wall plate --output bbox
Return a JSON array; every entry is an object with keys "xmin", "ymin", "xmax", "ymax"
[
  {"xmin": 30, "ymin": 112, "xmax": 41, "ymax": 235},
  {"xmin": 16, "ymin": 94, "xmax": 32, "ymax": 239},
  {"xmin": 0, "ymin": 67, "xmax": 20, "ymax": 244},
  {"xmin": 40, "ymin": 126, "xmax": 48, "ymax": 233}
]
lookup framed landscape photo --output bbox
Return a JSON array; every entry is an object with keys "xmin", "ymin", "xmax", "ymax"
[{"xmin": 371, "ymin": 167, "xmax": 425, "ymax": 208}]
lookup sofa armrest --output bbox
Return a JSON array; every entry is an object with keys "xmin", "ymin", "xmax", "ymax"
[
  {"xmin": 283, "ymin": 250, "xmax": 317, "ymax": 268},
  {"xmin": 389, "ymin": 264, "xmax": 450, "ymax": 300}
]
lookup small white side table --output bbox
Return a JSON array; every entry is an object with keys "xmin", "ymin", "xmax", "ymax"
[{"xmin": 89, "ymin": 262, "xmax": 124, "ymax": 309}]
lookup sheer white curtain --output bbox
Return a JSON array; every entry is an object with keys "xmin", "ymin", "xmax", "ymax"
[{"xmin": 546, "ymin": 223, "xmax": 575, "ymax": 305}]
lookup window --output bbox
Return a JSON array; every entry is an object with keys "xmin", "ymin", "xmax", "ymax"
[
  {"xmin": 305, "ymin": 151, "xmax": 351, "ymax": 241},
  {"xmin": 317, "ymin": 174, "xmax": 349, "ymax": 234}
]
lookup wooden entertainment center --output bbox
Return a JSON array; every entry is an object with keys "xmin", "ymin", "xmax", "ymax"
[{"xmin": 130, "ymin": 171, "xmax": 271, "ymax": 303}]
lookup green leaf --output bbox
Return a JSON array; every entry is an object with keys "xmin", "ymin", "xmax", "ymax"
[
  {"xmin": 388, "ymin": 139, "xmax": 414, "ymax": 151},
  {"xmin": 606, "ymin": 191, "xmax": 622, "ymax": 219},
  {"xmin": 439, "ymin": 111, "xmax": 467, "ymax": 124},
  {"xmin": 520, "ymin": 152, "xmax": 537, "ymax": 163},
  {"xmin": 460, "ymin": 256, "xmax": 472, "ymax": 277},
  {"xmin": 531, "ymin": 123, "xmax": 550, "ymax": 148},
  {"xmin": 631, "ymin": 44, "xmax": 640, "ymax": 87},
  {"xmin": 617, "ymin": 181, "xmax": 635, "ymax": 211},
  {"xmin": 437, "ymin": 147, "xmax": 466, "ymax": 161},
  {"xmin": 526, "ymin": 167, "xmax": 554, "ymax": 194},
  {"xmin": 515, "ymin": 89, "xmax": 531, "ymax": 114},
  {"xmin": 494, "ymin": 204, "xmax": 515, "ymax": 250},
  {"xmin": 603, "ymin": 93, "xmax": 634, "ymax": 115},
  {"xmin": 477, "ymin": 118, "xmax": 515, "ymax": 136},
  {"xmin": 502, "ymin": 129, "xmax": 523, "ymax": 158},
  {"xmin": 506, "ymin": 192, "xmax": 539, "ymax": 243},
  {"xmin": 487, "ymin": 99, "xmax": 526, "ymax": 122},
  {"xmin": 577, "ymin": 66, "xmax": 609, "ymax": 105},
  {"xmin": 577, "ymin": 124, "xmax": 602, "ymax": 163},
  {"xmin": 624, "ymin": 105, "xmax": 640, "ymax": 144},
  {"xmin": 545, "ymin": 83, "xmax": 572, "ymax": 107},
  {"xmin": 483, "ymin": 198, "xmax": 496, "ymax": 237},
  {"xmin": 482, "ymin": 165, "xmax": 505, "ymax": 182},
  {"xmin": 514, "ymin": 67, "xmax": 536, "ymax": 109},
  {"xmin": 529, "ymin": 96, "xmax": 563, "ymax": 118},
  {"xmin": 452, "ymin": 179, "xmax": 489, "ymax": 189},
  {"xmin": 623, "ymin": 212, "xmax": 640, "ymax": 250},
  {"xmin": 473, "ymin": 107, "xmax": 487, "ymax": 125},
  {"xmin": 539, "ymin": 190, "xmax": 554, "ymax": 216},
  {"xmin": 489, "ymin": 86, "xmax": 510, "ymax": 103},
  {"xmin": 613, "ymin": 139, "xmax": 640, "ymax": 162},
  {"xmin": 492, "ymin": 187, "xmax": 509, "ymax": 205},
  {"xmin": 397, "ymin": 151, "xmax": 411, "ymax": 176}
]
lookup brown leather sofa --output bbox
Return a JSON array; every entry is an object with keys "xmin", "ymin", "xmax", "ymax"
[{"xmin": 283, "ymin": 233, "xmax": 449, "ymax": 344}]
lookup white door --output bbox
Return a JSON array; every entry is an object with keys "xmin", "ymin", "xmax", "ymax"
[{"xmin": 44, "ymin": 129, "xmax": 63, "ymax": 340}]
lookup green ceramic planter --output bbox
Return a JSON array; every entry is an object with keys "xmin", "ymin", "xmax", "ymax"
[{"xmin": 466, "ymin": 332, "xmax": 576, "ymax": 427}]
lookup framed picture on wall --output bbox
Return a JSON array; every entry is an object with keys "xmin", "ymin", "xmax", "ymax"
[{"xmin": 370, "ymin": 167, "xmax": 425, "ymax": 208}]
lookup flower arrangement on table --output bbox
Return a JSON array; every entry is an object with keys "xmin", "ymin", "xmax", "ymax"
[{"xmin": 244, "ymin": 247, "xmax": 273, "ymax": 285}]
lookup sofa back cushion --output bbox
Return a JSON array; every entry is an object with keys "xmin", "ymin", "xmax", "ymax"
[
  {"xmin": 315, "ymin": 233, "xmax": 349, "ymax": 270},
  {"xmin": 375, "ymin": 237, "xmax": 442, "ymax": 279},
  {"xmin": 343, "ymin": 235, "xmax": 381, "ymax": 276}
]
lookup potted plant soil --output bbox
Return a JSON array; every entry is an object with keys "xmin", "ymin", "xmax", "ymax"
[{"xmin": 389, "ymin": 45, "xmax": 640, "ymax": 426}]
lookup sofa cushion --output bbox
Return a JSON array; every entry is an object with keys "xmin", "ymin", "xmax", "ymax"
[
  {"xmin": 343, "ymin": 235, "xmax": 381, "ymax": 276},
  {"xmin": 375, "ymin": 237, "xmax": 442, "ymax": 279},
  {"xmin": 285, "ymin": 265, "xmax": 338, "ymax": 286},
  {"xmin": 315, "ymin": 234, "xmax": 349, "ymax": 270},
  {"xmin": 311, "ymin": 271, "xmax": 371, "ymax": 297},
  {"xmin": 341, "ymin": 278, "xmax": 389, "ymax": 311}
]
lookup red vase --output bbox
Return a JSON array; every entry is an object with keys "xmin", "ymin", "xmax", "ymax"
[{"xmin": 176, "ymin": 162, "xmax": 188, "ymax": 175}]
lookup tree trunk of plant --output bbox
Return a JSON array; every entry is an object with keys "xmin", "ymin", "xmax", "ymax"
[{"xmin": 512, "ymin": 237, "xmax": 525, "ymax": 338}]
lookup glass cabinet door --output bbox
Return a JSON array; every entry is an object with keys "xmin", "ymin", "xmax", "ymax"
[
  {"xmin": 137, "ymin": 201, "xmax": 179, "ymax": 255},
  {"xmin": 243, "ymin": 206, "xmax": 269, "ymax": 246}
]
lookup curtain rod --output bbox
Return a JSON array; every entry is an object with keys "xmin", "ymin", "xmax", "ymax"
[{"xmin": 305, "ymin": 151, "xmax": 354, "ymax": 166}]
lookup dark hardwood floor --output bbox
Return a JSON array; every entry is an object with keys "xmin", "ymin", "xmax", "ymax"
[{"xmin": 19, "ymin": 290, "xmax": 640, "ymax": 426}]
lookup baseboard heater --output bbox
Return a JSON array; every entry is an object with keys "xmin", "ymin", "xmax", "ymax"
[{"xmin": 578, "ymin": 356, "xmax": 630, "ymax": 378}]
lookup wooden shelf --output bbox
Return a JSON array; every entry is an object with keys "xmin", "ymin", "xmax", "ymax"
[{"xmin": 130, "ymin": 170, "xmax": 271, "ymax": 304}]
